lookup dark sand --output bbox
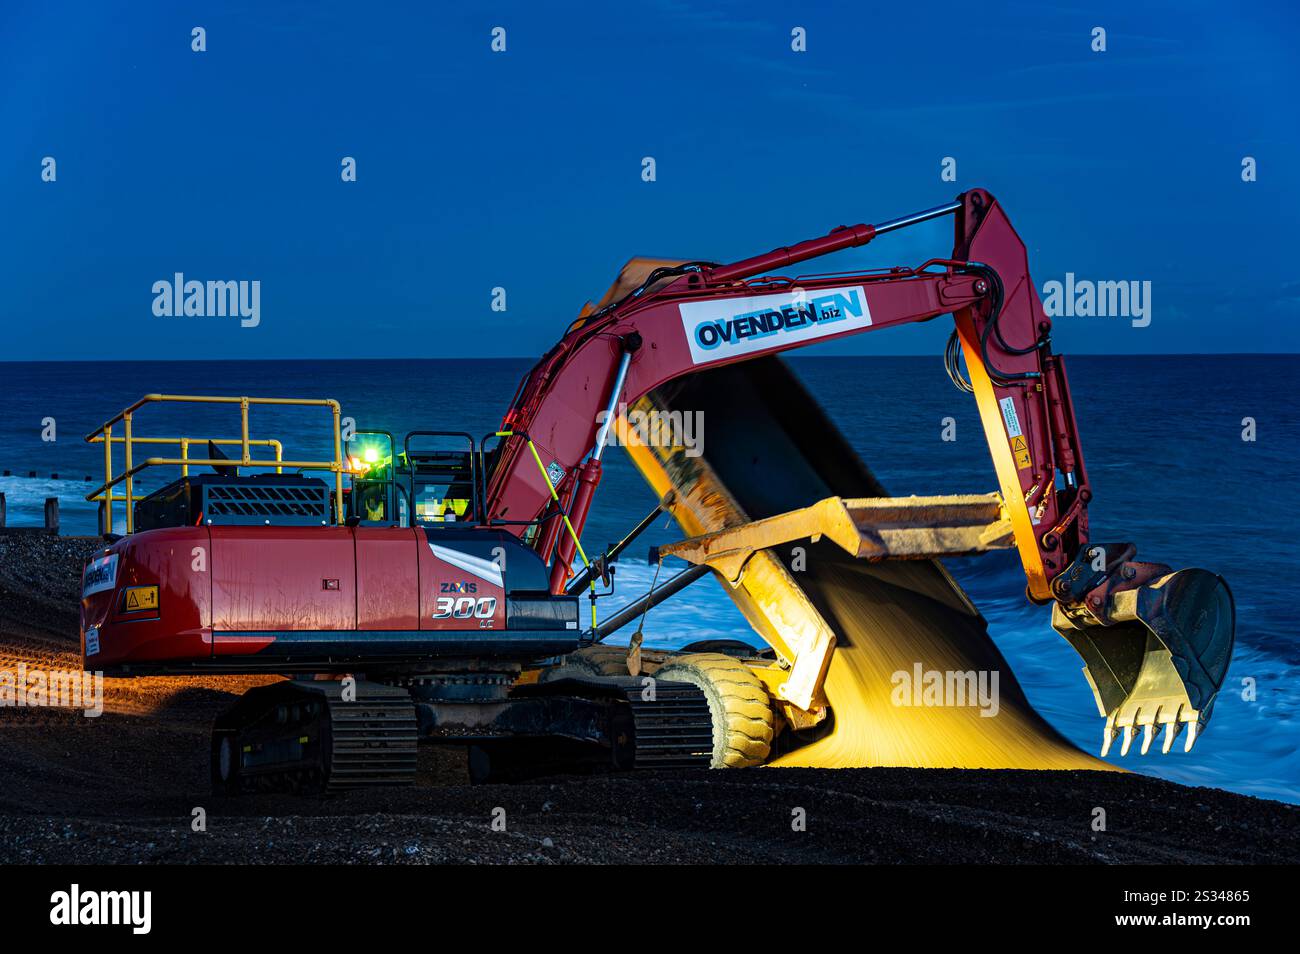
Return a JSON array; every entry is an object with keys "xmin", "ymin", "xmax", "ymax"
[{"xmin": 0, "ymin": 533, "xmax": 1295, "ymax": 864}]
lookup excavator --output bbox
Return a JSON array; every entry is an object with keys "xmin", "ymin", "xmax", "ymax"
[{"xmin": 79, "ymin": 188, "xmax": 1235, "ymax": 791}]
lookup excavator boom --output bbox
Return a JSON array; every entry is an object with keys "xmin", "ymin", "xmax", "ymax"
[{"xmin": 487, "ymin": 188, "xmax": 1235, "ymax": 757}]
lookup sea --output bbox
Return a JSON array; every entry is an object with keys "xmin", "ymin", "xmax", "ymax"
[{"xmin": 1, "ymin": 355, "xmax": 1295, "ymax": 802}]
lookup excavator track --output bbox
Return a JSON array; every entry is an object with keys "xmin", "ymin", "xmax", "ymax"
[
  {"xmin": 462, "ymin": 676, "xmax": 714, "ymax": 781},
  {"xmin": 530, "ymin": 663, "xmax": 718, "ymax": 769},
  {"xmin": 212, "ymin": 680, "xmax": 417, "ymax": 795},
  {"xmin": 624, "ymin": 682, "xmax": 714, "ymax": 769}
]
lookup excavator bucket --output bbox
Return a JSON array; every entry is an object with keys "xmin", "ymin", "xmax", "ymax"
[{"xmin": 1052, "ymin": 569, "xmax": 1235, "ymax": 756}]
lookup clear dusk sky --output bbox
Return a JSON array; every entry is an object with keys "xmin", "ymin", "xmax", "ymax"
[{"xmin": 1, "ymin": 0, "xmax": 1296, "ymax": 360}]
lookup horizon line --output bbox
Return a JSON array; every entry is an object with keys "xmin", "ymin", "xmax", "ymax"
[{"xmin": 1, "ymin": 352, "xmax": 1296, "ymax": 364}]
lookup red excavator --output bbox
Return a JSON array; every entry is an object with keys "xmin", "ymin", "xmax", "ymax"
[{"xmin": 81, "ymin": 189, "xmax": 1235, "ymax": 791}]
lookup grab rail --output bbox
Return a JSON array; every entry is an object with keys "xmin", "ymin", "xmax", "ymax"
[{"xmin": 85, "ymin": 394, "xmax": 348, "ymax": 534}]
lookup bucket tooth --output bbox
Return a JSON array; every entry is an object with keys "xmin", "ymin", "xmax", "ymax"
[
  {"xmin": 1100, "ymin": 712, "xmax": 1119, "ymax": 757},
  {"xmin": 1139, "ymin": 722, "xmax": 1155, "ymax": 756},
  {"xmin": 1161, "ymin": 719, "xmax": 1182, "ymax": 754},
  {"xmin": 1160, "ymin": 706, "xmax": 1188, "ymax": 755},
  {"xmin": 1119, "ymin": 724, "xmax": 1135, "ymax": 756}
]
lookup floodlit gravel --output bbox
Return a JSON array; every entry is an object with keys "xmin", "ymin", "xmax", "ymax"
[{"xmin": 0, "ymin": 533, "xmax": 1295, "ymax": 864}]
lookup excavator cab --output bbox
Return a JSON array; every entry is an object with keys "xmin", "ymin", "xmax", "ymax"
[{"xmin": 347, "ymin": 430, "xmax": 480, "ymax": 527}]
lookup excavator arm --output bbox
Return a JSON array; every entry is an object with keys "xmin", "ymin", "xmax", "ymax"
[{"xmin": 486, "ymin": 188, "xmax": 1235, "ymax": 757}]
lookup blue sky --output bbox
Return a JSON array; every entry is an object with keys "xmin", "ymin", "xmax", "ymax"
[{"xmin": 1, "ymin": 0, "xmax": 1296, "ymax": 359}]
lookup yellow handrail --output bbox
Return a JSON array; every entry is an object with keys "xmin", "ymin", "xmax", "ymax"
[{"xmin": 85, "ymin": 394, "xmax": 348, "ymax": 534}]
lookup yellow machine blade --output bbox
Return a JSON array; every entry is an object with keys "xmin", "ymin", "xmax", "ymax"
[{"xmin": 617, "ymin": 356, "xmax": 1108, "ymax": 771}]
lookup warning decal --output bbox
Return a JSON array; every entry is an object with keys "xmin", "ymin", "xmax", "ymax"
[
  {"xmin": 998, "ymin": 396, "xmax": 1023, "ymax": 439},
  {"xmin": 1011, "ymin": 435, "xmax": 1032, "ymax": 470},
  {"xmin": 124, "ymin": 586, "xmax": 159, "ymax": 612}
]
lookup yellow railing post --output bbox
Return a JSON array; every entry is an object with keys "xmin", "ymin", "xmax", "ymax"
[
  {"xmin": 123, "ymin": 413, "xmax": 134, "ymax": 534},
  {"xmin": 240, "ymin": 397, "xmax": 251, "ymax": 466},
  {"xmin": 330, "ymin": 401, "xmax": 343, "ymax": 523},
  {"xmin": 180, "ymin": 437, "xmax": 190, "ymax": 477},
  {"xmin": 102, "ymin": 425, "xmax": 113, "ymax": 535}
]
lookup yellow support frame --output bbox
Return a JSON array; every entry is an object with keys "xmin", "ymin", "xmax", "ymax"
[
  {"xmin": 85, "ymin": 394, "xmax": 349, "ymax": 534},
  {"xmin": 658, "ymin": 493, "xmax": 1014, "ymax": 583},
  {"xmin": 953, "ymin": 316, "xmax": 1052, "ymax": 601}
]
